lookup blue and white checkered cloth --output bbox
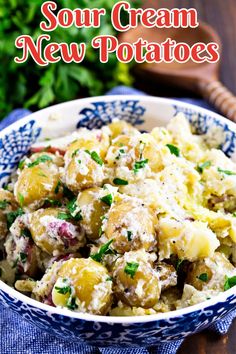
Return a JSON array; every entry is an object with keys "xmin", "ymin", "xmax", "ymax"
[{"xmin": 0, "ymin": 86, "xmax": 235, "ymax": 354}]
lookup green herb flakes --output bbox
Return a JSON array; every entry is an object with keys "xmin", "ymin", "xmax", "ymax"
[
  {"xmin": 100, "ymin": 194, "xmax": 113, "ymax": 206},
  {"xmin": 197, "ymin": 161, "xmax": 211, "ymax": 174},
  {"xmin": 90, "ymin": 240, "xmax": 114, "ymax": 262},
  {"xmin": 124, "ymin": 262, "xmax": 139, "ymax": 279},
  {"xmin": 67, "ymin": 296, "xmax": 78, "ymax": 310},
  {"xmin": 127, "ymin": 231, "xmax": 133, "ymax": 241},
  {"xmin": 57, "ymin": 212, "xmax": 71, "ymax": 221},
  {"xmin": 217, "ymin": 168, "xmax": 236, "ymax": 176},
  {"xmin": 0, "ymin": 200, "xmax": 9, "ymax": 210},
  {"xmin": 18, "ymin": 159, "xmax": 25, "ymax": 170},
  {"xmin": 166, "ymin": 144, "xmax": 180, "ymax": 157},
  {"xmin": 20, "ymin": 252, "xmax": 27, "ymax": 264},
  {"xmin": 86, "ymin": 150, "xmax": 103, "ymax": 166},
  {"xmin": 133, "ymin": 159, "xmax": 148, "ymax": 174},
  {"xmin": 197, "ymin": 273, "xmax": 208, "ymax": 282},
  {"xmin": 18, "ymin": 193, "xmax": 24, "ymax": 208},
  {"xmin": 7, "ymin": 208, "xmax": 24, "ymax": 229},
  {"xmin": 55, "ymin": 279, "xmax": 72, "ymax": 295},
  {"xmin": 28, "ymin": 155, "xmax": 53, "ymax": 168},
  {"xmin": 224, "ymin": 276, "xmax": 236, "ymax": 291},
  {"xmin": 113, "ymin": 178, "xmax": 128, "ymax": 186}
]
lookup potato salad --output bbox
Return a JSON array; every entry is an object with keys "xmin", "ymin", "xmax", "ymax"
[{"xmin": 0, "ymin": 114, "xmax": 236, "ymax": 316}]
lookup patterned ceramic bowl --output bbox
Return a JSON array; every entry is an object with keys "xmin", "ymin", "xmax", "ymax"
[{"xmin": 0, "ymin": 96, "xmax": 236, "ymax": 348}]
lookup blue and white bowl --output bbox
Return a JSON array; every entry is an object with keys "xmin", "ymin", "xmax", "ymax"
[{"xmin": 0, "ymin": 96, "xmax": 236, "ymax": 347}]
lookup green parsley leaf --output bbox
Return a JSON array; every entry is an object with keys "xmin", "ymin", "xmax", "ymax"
[
  {"xmin": 67, "ymin": 199, "xmax": 83, "ymax": 221},
  {"xmin": 27, "ymin": 155, "xmax": 53, "ymax": 168},
  {"xmin": 67, "ymin": 296, "xmax": 78, "ymax": 310},
  {"xmin": 62, "ymin": 185, "xmax": 75, "ymax": 200},
  {"xmin": 90, "ymin": 240, "xmax": 114, "ymax": 262},
  {"xmin": 113, "ymin": 178, "xmax": 128, "ymax": 186},
  {"xmin": 124, "ymin": 262, "xmax": 139, "ymax": 279},
  {"xmin": 217, "ymin": 168, "xmax": 236, "ymax": 176},
  {"xmin": 57, "ymin": 212, "xmax": 71, "ymax": 221},
  {"xmin": 197, "ymin": 273, "xmax": 208, "ymax": 282},
  {"xmin": 0, "ymin": 200, "xmax": 9, "ymax": 210},
  {"xmin": 100, "ymin": 194, "xmax": 113, "ymax": 206},
  {"xmin": 7, "ymin": 208, "xmax": 24, "ymax": 229},
  {"xmin": 18, "ymin": 159, "xmax": 25, "ymax": 170},
  {"xmin": 18, "ymin": 193, "xmax": 24, "ymax": 208},
  {"xmin": 20, "ymin": 252, "xmax": 27, "ymax": 264},
  {"xmin": 55, "ymin": 279, "xmax": 72, "ymax": 295},
  {"xmin": 21, "ymin": 228, "xmax": 32, "ymax": 239},
  {"xmin": 197, "ymin": 161, "xmax": 211, "ymax": 174},
  {"xmin": 166, "ymin": 144, "xmax": 180, "ymax": 157},
  {"xmin": 106, "ymin": 276, "xmax": 113, "ymax": 282},
  {"xmin": 127, "ymin": 231, "xmax": 133, "ymax": 241},
  {"xmin": 54, "ymin": 181, "xmax": 61, "ymax": 194},
  {"xmin": 133, "ymin": 159, "xmax": 149, "ymax": 174},
  {"xmin": 224, "ymin": 275, "xmax": 236, "ymax": 291},
  {"xmin": 72, "ymin": 149, "xmax": 80, "ymax": 158},
  {"xmin": 86, "ymin": 150, "xmax": 103, "ymax": 165}
]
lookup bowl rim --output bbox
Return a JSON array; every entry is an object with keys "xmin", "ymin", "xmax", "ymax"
[{"xmin": 0, "ymin": 94, "xmax": 236, "ymax": 324}]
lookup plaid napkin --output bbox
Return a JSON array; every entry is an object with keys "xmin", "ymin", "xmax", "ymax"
[{"xmin": 0, "ymin": 86, "xmax": 235, "ymax": 354}]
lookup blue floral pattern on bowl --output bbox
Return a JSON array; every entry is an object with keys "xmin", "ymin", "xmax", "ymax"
[
  {"xmin": 77, "ymin": 100, "xmax": 146, "ymax": 129},
  {"xmin": 0, "ymin": 97, "xmax": 235, "ymax": 347},
  {"xmin": 0, "ymin": 120, "xmax": 41, "ymax": 186}
]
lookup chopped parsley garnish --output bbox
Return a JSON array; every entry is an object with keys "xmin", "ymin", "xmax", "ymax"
[
  {"xmin": 124, "ymin": 262, "xmax": 139, "ymax": 279},
  {"xmin": 127, "ymin": 231, "xmax": 133, "ymax": 241},
  {"xmin": 27, "ymin": 155, "xmax": 53, "ymax": 168},
  {"xmin": 57, "ymin": 212, "xmax": 71, "ymax": 221},
  {"xmin": 7, "ymin": 208, "xmax": 24, "ymax": 229},
  {"xmin": 54, "ymin": 181, "xmax": 61, "ymax": 194},
  {"xmin": 197, "ymin": 273, "xmax": 208, "ymax": 282},
  {"xmin": 133, "ymin": 159, "xmax": 149, "ymax": 174},
  {"xmin": 233, "ymin": 212, "xmax": 236, "ymax": 217},
  {"xmin": 217, "ymin": 168, "xmax": 236, "ymax": 176},
  {"xmin": 62, "ymin": 185, "xmax": 75, "ymax": 200},
  {"xmin": 0, "ymin": 200, "xmax": 9, "ymax": 210},
  {"xmin": 116, "ymin": 149, "xmax": 125, "ymax": 160},
  {"xmin": 175, "ymin": 259, "xmax": 184, "ymax": 272},
  {"xmin": 20, "ymin": 252, "xmax": 27, "ymax": 264},
  {"xmin": 100, "ymin": 194, "xmax": 113, "ymax": 206},
  {"xmin": 86, "ymin": 150, "xmax": 103, "ymax": 166},
  {"xmin": 224, "ymin": 275, "xmax": 236, "ymax": 291},
  {"xmin": 72, "ymin": 149, "xmax": 80, "ymax": 158},
  {"xmin": 55, "ymin": 279, "xmax": 72, "ymax": 295},
  {"xmin": 21, "ymin": 228, "xmax": 32, "ymax": 239},
  {"xmin": 67, "ymin": 296, "xmax": 78, "ymax": 310},
  {"xmin": 18, "ymin": 193, "xmax": 24, "ymax": 208},
  {"xmin": 113, "ymin": 178, "xmax": 128, "ymax": 185},
  {"xmin": 197, "ymin": 161, "xmax": 211, "ymax": 174},
  {"xmin": 18, "ymin": 159, "xmax": 25, "ymax": 170},
  {"xmin": 106, "ymin": 276, "xmax": 113, "ymax": 282},
  {"xmin": 166, "ymin": 144, "xmax": 180, "ymax": 157},
  {"xmin": 67, "ymin": 198, "xmax": 83, "ymax": 221},
  {"xmin": 77, "ymin": 159, "xmax": 81, "ymax": 164},
  {"xmin": 90, "ymin": 239, "xmax": 114, "ymax": 262}
]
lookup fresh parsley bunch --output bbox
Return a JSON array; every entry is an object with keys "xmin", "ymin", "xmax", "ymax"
[{"xmin": 0, "ymin": 0, "xmax": 140, "ymax": 119}]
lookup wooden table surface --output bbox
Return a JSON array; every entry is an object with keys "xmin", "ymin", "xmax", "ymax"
[{"xmin": 139, "ymin": 1, "xmax": 236, "ymax": 353}]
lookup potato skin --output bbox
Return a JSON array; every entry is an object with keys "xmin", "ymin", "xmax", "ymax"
[
  {"xmin": 186, "ymin": 261, "xmax": 213, "ymax": 291},
  {"xmin": 105, "ymin": 199, "xmax": 157, "ymax": 253},
  {"xmin": 52, "ymin": 258, "xmax": 112, "ymax": 314},
  {"xmin": 76, "ymin": 187, "xmax": 109, "ymax": 240},
  {"xmin": 14, "ymin": 163, "xmax": 62, "ymax": 210},
  {"xmin": 64, "ymin": 150, "xmax": 105, "ymax": 193},
  {"xmin": 28, "ymin": 208, "xmax": 85, "ymax": 256},
  {"xmin": 113, "ymin": 251, "xmax": 161, "ymax": 308}
]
